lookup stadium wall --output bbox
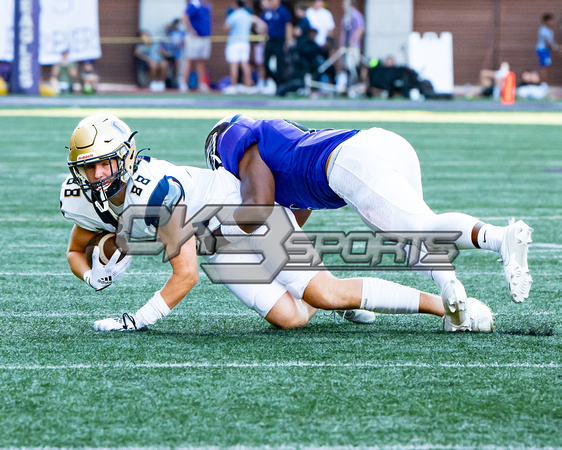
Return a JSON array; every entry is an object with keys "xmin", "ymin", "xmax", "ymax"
[
  {"xmin": 413, "ymin": 0, "xmax": 562, "ymax": 86},
  {"xmin": 92, "ymin": 0, "xmax": 560, "ymax": 87}
]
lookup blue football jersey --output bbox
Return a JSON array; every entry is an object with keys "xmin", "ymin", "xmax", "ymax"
[{"xmin": 216, "ymin": 116, "xmax": 358, "ymax": 209}]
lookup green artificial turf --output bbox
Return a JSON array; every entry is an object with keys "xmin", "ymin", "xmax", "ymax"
[{"xmin": 0, "ymin": 112, "xmax": 560, "ymax": 448}]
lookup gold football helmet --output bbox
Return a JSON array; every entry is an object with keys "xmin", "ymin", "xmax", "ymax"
[{"xmin": 67, "ymin": 113, "xmax": 138, "ymax": 211}]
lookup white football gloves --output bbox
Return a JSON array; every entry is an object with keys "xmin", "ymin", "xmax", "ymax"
[
  {"xmin": 94, "ymin": 313, "xmax": 141, "ymax": 331},
  {"xmin": 83, "ymin": 246, "xmax": 132, "ymax": 291},
  {"xmin": 93, "ymin": 291, "xmax": 171, "ymax": 332}
]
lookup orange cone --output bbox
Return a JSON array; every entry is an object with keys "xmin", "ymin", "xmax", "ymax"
[{"xmin": 501, "ymin": 71, "xmax": 516, "ymax": 105}]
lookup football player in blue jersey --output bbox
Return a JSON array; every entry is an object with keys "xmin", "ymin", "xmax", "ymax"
[
  {"xmin": 61, "ymin": 114, "xmax": 494, "ymax": 332},
  {"xmin": 205, "ymin": 114, "xmax": 533, "ymax": 332}
]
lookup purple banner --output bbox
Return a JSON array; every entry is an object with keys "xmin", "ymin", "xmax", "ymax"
[{"xmin": 11, "ymin": 0, "xmax": 40, "ymax": 95}]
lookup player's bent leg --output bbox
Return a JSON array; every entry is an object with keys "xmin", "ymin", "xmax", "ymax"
[
  {"xmin": 419, "ymin": 292, "xmax": 445, "ymax": 317},
  {"xmin": 468, "ymin": 218, "xmax": 533, "ymax": 302},
  {"xmin": 292, "ymin": 272, "xmax": 376, "ymax": 324},
  {"xmin": 302, "ymin": 272, "xmax": 361, "ymax": 310},
  {"xmin": 304, "ymin": 272, "xmax": 421, "ymax": 316},
  {"xmin": 328, "ymin": 132, "xmax": 533, "ymax": 304},
  {"xmin": 383, "ymin": 210, "xmax": 533, "ymax": 304},
  {"xmin": 264, "ymin": 292, "xmax": 317, "ymax": 329}
]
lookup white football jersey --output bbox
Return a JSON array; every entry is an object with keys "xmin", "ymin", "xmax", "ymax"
[
  {"xmin": 60, "ymin": 156, "xmax": 316, "ymax": 319},
  {"xmin": 60, "ymin": 156, "xmax": 243, "ymax": 238}
]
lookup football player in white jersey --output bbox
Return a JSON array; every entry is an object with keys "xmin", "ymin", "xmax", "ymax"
[{"xmin": 61, "ymin": 113, "xmax": 493, "ymax": 332}]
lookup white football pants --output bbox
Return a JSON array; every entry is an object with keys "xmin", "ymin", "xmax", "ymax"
[{"xmin": 327, "ymin": 127, "xmax": 481, "ymax": 251}]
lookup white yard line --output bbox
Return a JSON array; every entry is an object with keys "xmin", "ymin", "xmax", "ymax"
[{"xmin": 0, "ymin": 361, "xmax": 559, "ymax": 370}]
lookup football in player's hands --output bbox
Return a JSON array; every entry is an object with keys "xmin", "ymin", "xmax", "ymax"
[{"xmin": 85, "ymin": 232, "xmax": 127, "ymax": 267}]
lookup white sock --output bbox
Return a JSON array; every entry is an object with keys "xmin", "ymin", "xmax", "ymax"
[
  {"xmin": 406, "ymin": 244, "xmax": 458, "ymax": 291},
  {"xmin": 134, "ymin": 291, "xmax": 171, "ymax": 328},
  {"xmin": 360, "ymin": 278, "xmax": 419, "ymax": 314},
  {"xmin": 429, "ymin": 268, "xmax": 463, "ymax": 292},
  {"xmin": 477, "ymin": 224, "xmax": 504, "ymax": 252}
]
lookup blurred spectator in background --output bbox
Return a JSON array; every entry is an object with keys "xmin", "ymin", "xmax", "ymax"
[
  {"xmin": 0, "ymin": 60, "xmax": 10, "ymax": 84},
  {"xmin": 135, "ymin": 30, "xmax": 168, "ymax": 92},
  {"xmin": 516, "ymin": 69, "xmax": 549, "ymax": 99},
  {"xmin": 223, "ymin": 0, "xmax": 266, "ymax": 94},
  {"xmin": 50, "ymin": 50, "xmax": 80, "ymax": 94},
  {"xmin": 536, "ymin": 13, "xmax": 558, "ymax": 84},
  {"xmin": 306, "ymin": 0, "xmax": 335, "ymax": 50},
  {"xmin": 337, "ymin": 0, "xmax": 364, "ymax": 89},
  {"xmin": 162, "ymin": 18, "xmax": 185, "ymax": 89},
  {"xmin": 261, "ymin": 0, "xmax": 293, "ymax": 92},
  {"xmin": 306, "ymin": 0, "xmax": 335, "ymax": 84},
  {"xmin": 294, "ymin": 2, "xmax": 312, "ymax": 46},
  {"xmin": 366, "ymin": 56, "xmax": 428, "ymax": 100},
  {"xmin": 480, "ymin": 61, "xmax": 510, "ymax": 99},
  {"xmin": 276, "ymin": 25, "xmax": 325, "ymax": 96},
  {"xmin": 180, "ymin": 0, "xmax": 212, "ymax": 92},
  {"xmin": 340, "ymin": 0, "xmax": 364, "ymax": 56},
  {"xmin": 0, "ymin": 61, "xmax": 9, "ymax": 95},
  {"xmin": 80, "ymin": 60, "xmax": 100, "ymax": 94},
  {"xmin": 252, "ymin": 0, "xmax": 270, "ymax": 93}
]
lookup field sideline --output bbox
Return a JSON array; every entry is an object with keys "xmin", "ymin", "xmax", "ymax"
[
  {"xmin": 0, "ymin": 106, "xmax": 561, "ymax": 448},
  {"xmin": 3, "ymin": 107, "xmax": 562, "ymax": 125}
]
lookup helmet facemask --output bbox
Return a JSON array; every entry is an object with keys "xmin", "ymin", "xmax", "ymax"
[
  {"xmin": 68, "ymin": 144, "xmax": 130, "ymax": 212},
  {"xmin": 204, "ymin": 114, "xmax": 247, "ymax": 170},
  {"xmin": 68, "ymin": 128, "xmax": 138, "ymax": 213},
  {"xmin": 204, "ymin": 122, "xmax": 229, "ymax": 170}
]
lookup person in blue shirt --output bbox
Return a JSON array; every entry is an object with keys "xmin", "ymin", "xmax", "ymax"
[
  {"xmin": 536, "ymin": 13, "xmax": 559, "ymax": 84},
  {"xmin": 180, "ymin": 0, "xmax": 212, "ymax": 92},
  {"xmin": 205, "ymin": 114, "xmax": 534, "ymax": 332},
  {"xmin": 294, "ymin": 2, "xmax": 312, "ymax": 46},
  {"xmin": 260, "ymin": 0, "xmax": 293, "ymax": 86},
  {"xmin": 223, "ymin": 0, "xmax": 266, "ymax": 93}
]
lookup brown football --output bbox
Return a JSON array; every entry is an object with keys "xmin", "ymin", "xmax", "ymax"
[{"xmin": 85, "ymin": 232, "xmax": 127, "ymax": 267}]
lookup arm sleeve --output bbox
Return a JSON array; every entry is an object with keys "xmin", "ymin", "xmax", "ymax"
[
  {"xmin": 145, "ymin": 176, "xmax": 185, "ymax": 227},
  {"xmin": 218, "ymin": 120, "xmax": 260, "ymax": 178}
]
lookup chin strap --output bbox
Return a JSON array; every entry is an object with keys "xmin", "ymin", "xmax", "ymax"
[{"xmin": 93, "ymin": 188, "xmax": 109, "ymax": 212}]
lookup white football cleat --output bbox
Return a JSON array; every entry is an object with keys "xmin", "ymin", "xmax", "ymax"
[
  {"xmin": 336, "ymin": 310, "xmax": 377, "ymax": 324},
  {"xmin": 93, "ymin": 313, "xmax": 140, "ymax": 331},
  {"xmin": 441, "ymin": 279, "xmax": 468, "ymax": 330},
  {"xmin": 500, "ymin": 220, "xmax": 533, "ymax": 303},
  {"xmin": 443, "ymin": 298, "xmax": 494, "ymax": 333}
]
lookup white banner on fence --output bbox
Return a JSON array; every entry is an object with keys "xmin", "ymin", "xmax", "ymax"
[
  {"xmin": 0, "ymin": 0, "xmax": 15, "ymax": 62},
  {"xmin": 0, "ymin": 0, "xmax": 101, "ymax": 64},
  {"xmin": 408, "ymin": 32, "xmax": 454, "ymax": 95}
]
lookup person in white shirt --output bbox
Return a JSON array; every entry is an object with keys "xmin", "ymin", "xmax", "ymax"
[{"xmin": 305, "ymin": 0, "xmax": 335, "ymax": 48}]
